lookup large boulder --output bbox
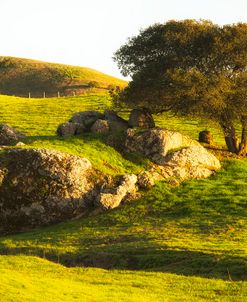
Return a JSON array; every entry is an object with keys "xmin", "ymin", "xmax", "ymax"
[
  {"xmin": 104, "ymin": 110, "xmax": 129, "ymax": 132},
  {"xmin": 125, "ymin": 128, "xmax": 199, "ymax": 165},
  {"xmin": 128, "ymin": 108, "xmax": 155, "ymax": 128},
  {"xmin": 0, "ymin": 124, "xmax": 26, "ymax": 146},
  {"xmin": 69, "ymin": 111, "xmax": 104, "ymax": 129},
  {"xmin": 158, "ymin": 145, "xmax": 221, "ymax": 180},
  {"xmin": 96, "ymin": 174, "xmax": 137, "ymax": 209},
  {"xmin": 0, "ymin": 148, "xmax": 94, "ymax": 232}
]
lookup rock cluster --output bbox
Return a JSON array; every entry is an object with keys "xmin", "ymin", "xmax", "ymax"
[
  {"xmin": 126, "ymin": 128, "xmax": 221, "ymax": 181},
  {"xmin": 0, "ymin": 112, "xmax": 222, "ymax": 233},
  {"xmin": 0, "ymin": 123, "xmax": 26, "ymax": 146},
  {"xmin": 57, "ymin": 108, "xmax": 155, "ymax": 136}
]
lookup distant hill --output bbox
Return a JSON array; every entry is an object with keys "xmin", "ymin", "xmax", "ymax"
[{"xmin": 0, "ymin": 56, "xmax": 127, "ymax": 97}]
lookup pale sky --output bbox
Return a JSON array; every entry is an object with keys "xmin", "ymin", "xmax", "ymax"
[{"xmin": 0, "ymin": 0, "xmax": 247, "ymax": 79}]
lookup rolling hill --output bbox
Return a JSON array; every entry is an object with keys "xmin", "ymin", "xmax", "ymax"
[
  {"xmin": 0, "ymin": 56, "xmax": 127, "ymax": 97},
  {"xmin": 0, "ymin": 92, "xmax": 246, "ymax": 301}
]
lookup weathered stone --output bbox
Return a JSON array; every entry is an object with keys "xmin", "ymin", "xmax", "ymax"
[
  {"xmin": 125, "ymin": 128, "xmax": 199, "ymax": 165},
  {"xmin": 159, "ymin": 145, "xmax": 221, "ymax": 180},
  {"xmin": 0, "ymin": 148, "xmax": 94, "ymax": 232},
  {"xmin": 128, "ymin": 108, "xmax": 155, "ymax": 128},
  {"xmin": 0, "ymin": 124, "xmax": 26, "ymax": 146},
  {"xmin": 97, "ymin": 174, "xmax": 137, "ymax": 209},
  {"xmin": 69, "ymin": 111, "xmax": 104, "ymax": 129},
  {"xmin": 104, "ymin": 110, "xmax": 129, "ymax": 132},
  {"xmin": 137, "ymin": 171, "xmax": 155, "ymax": 189},
  {"xmin": 199, "ymin": 130, "xmax": 214, "ymax": 145},
  {"xmin": 56, "ymin": 122, "xmax": 85, "ymax": 137},
  {"xmin": 91, "ymin": 119, "xmax": 110, "ymax": 134}
]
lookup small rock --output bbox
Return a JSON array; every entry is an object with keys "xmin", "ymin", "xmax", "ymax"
[
  {"xmin": 91, "ymin": 119, "xmax": 110, "ymax": 134},
  {"xmin": 97, "ymin": 174, "xmax": 137, "ymax": 209},
  {"xmin": 137, "ymin": 171, "xmax": 155, "ymax": 189},
  {"xmin": 15, "ymin": 142, "xmax": 25, "ymax": 147},
  {"xmin": 0, "ymin": 124, "xmax": 26, "ymax": 146},
  {"xmin": 199, "ymin": 130, "xmax": 214, "ymax": 145}
]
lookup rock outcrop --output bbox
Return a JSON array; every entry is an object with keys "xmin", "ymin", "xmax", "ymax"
[
  {"xmin": 152, "ymin": 145, "xmax": 221, "ymax": 180},
  {"xmin": 0, "ymin": 148, "xmax": 94, "ymax": 232},
  {"xmin": 128, "ymin": 108, "xmax": 155, "ymax": 128},
  {"xmin": 96, "ymin": 174, "xmax": 137, "ymax": 209},
  {"xmin": 125, "ymin": 128, "xmax": 199, "ymax": 165},
  {"xmin": 0, "ymin": 124, "xmax": 26, "ymax": 146}
]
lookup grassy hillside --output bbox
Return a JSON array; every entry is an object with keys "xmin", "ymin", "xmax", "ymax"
[
  {"xmin": 0, "ymin": 56, "xmax": 127, "ymax": 97},
  {"xmin": 0, "ymin": 92, "xmax": 246, "ymax": 301}
]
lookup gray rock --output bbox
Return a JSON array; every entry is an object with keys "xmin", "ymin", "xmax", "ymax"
[
  {"xmin": 159, "ymin": 145, "xmax": 221, "ymax": 180},
  {"xmin": 0, "ymin": 124, "xmax": 26, "ymax": 146},
  {"xmin": 128, "ymin": 108, "xmax": 155, "ymax": 128},
  {"xmin": 137, "ymin": 171, "xmax": 155, "ymax": 189},
  {"xmin": 57, "ymin": 122, "xmax": 85, "ymax": 137},
  {"xmin": 0, "ymin": 148, "xmax": 94, "ymax": 232},
  {"xmin": 125, "ymin": 128, "xmax": 199, "ymax": 165},
  {"xmin": 91, "ymin": 119, "xmax": 110, "ymax": 134},
  {"xmin": 104, "ymin": 110, "xmax": 129, "ymax": 132},
  {"xmin": 69, "ymin": 111, "xmax": 104, "ymax": 129},
  {"xmin": 97, "ymin": 174, "xmax": 137, "ymax": 209}
]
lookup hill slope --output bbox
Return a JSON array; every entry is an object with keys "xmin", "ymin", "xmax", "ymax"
[
  {"xmin": 0, "ymin": 93, "xmax": 246, "ymax": 300},
  {"xmin": 0, "ymin": 56, "xmax": 127, "ymax": 97}
]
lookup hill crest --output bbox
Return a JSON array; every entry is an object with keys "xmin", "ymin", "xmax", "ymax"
[{"xmin": 0, "ymin": 56, "xmax": 127, "ymax": 97}]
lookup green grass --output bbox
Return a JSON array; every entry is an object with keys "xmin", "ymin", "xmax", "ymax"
[
  {"xmin": 0, "ymin": 56, "xmax": 127, "ymax": 96},
  {"xmin": 1, "ymin": 256, "xmax": 246, "ymax": 302},
  {"xmin": 0, "ymin": 92, "xmax": 247, "ymax": 301}
]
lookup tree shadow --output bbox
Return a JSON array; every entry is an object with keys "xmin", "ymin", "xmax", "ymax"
[{"xmin": 1, "ymin": 242, "xmax": 246, "ymax": 281}]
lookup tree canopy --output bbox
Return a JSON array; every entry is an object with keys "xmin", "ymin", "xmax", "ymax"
[{"xmin": 113, "ymin": 20, "xmax": 247, "ymax": 154}]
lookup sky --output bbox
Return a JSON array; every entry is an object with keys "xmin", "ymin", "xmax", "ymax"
[{"xmin": 0, "ymin": 0, "xmax": 247, "ymax": 79}]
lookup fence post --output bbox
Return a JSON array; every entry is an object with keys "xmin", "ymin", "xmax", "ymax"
[
  {"xmin": 43, "ymin": 92, "xmax": 46, "ymax": 98},
  {"xmin": 28, "ymin": 92, "xmax": 31, "ymax": 98},
  {"xmin": 57, "ymin": 91, "xmax": 60, "ymax": 98}
]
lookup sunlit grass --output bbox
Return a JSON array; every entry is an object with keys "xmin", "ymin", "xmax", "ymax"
[{"xmin": 0, "ymin": 92, "xmax": 247, "ymax": 301}]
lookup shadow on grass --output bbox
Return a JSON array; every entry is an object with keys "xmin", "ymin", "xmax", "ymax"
[{"xmin": 0, "ymin": 244, "xmax": 246, "ymax": 281}]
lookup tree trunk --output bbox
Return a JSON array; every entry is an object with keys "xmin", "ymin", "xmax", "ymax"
[
  {"xmin": 220, "ymin": 122, "xmax": 239, "ymax": 154},
  {"xmin": 238, "ymin": 115, "xmax": 247, "ymax": 156}
]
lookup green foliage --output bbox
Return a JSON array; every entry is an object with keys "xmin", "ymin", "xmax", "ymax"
[{"xmin": 113, "ymin": 20, "xmax": 247, "ymax": 153}]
